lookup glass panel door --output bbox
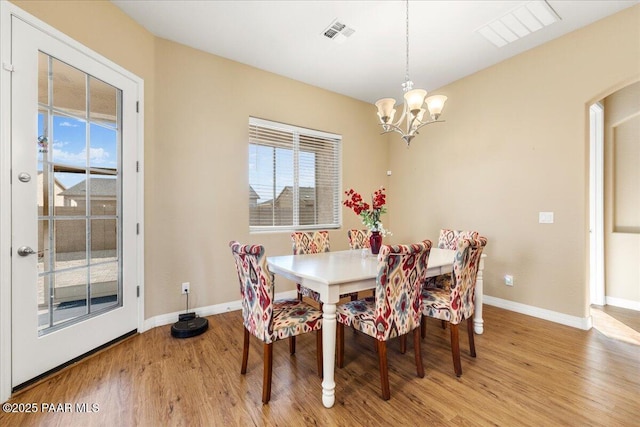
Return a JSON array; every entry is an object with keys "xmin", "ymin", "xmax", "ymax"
[
  {"xmin": 11, "ymin": 16, "xmax": 139, "ymax": 388},
  {"xmin": 36, "ymin": 53, "xmax": 122, "ymax": 334}
]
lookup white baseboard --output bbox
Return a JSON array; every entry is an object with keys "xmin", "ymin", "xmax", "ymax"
[
  {"xmin": 483, "ymin": 295, "xmax": 592, "ymax": 330},
  {"xmin": 605, "ymin": 296, "xmax": 640, "ymax": 311},
  {"xmin": 143, "ymin": 291, "xmax": 605, "ymax": 333},
  {"xmin": 142, "ymin": 290, "xmax": 298, "ymax": 332}
]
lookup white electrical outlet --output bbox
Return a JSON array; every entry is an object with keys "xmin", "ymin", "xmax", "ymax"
[
  {"xmin": 504, "ymin": 275, "xmax": 514, "ymax": 286},
  {"xmin": 181, "ymin": 282, "xmax": 190, "ymax": 294},
  {"xmin": 539, "ymin": 212, "xmax": 554, "ymax": 224}
]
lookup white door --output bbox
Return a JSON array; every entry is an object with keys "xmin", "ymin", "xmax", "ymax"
[{"xmin": 11, "ymin": 16, "xmax": 139, "ymax": 388}]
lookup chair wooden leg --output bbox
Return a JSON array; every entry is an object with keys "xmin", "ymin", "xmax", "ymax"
[
  {"xmin": 467, "ymin": 317, "xmax": 476, "ymax": 358},
  {"xmin": 450, "ymin": 323, "xmax": 462, "ymax": 377},
  {"xmin": 421, "ymin": 315, "xmax": 426, "ymax": 339},
  {"xmin": 350, "ymin": 292, "xmax": 358, "ymax": 301},
  {"xmin": 262, "ymin": 342, "xmax": 273, "ymax": 404},
  {"xmin": 289, "ymin": 336, "xmax": 296, "ymax": 355},
  {"xmin": 241, "ymin": 327, "xmax": 250, "ymax": 374},
  {"xmin": 413, "ymin": 328, "xmax": 424, "ymax": 378},
  {"xmin": 400, "ymin": 334, "xmax": 407, "ymax": 354},
  {"xmin": 376, "ymin": 340, "xmax": 390, "ymax": 400},
  {"xmin": 316, "ymin": 329, "xmax": 323, "ymax": 377},
  {"xmin": 337, "ymin": 322, "xmax": 344, "ymax": 368}
]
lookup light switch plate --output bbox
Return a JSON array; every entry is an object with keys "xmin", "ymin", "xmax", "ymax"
[{"xmin": 539, "ymin": 212, "xmax": 554, "ymax": 224}]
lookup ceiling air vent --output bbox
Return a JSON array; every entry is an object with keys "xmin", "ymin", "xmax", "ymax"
[
  {"xmin": 476, "ymin": 0, "xmax": 561, "ymax": 48},
  {"xmin": 322, "ymin": 19, "xmax": 355, "ymax": 44}
]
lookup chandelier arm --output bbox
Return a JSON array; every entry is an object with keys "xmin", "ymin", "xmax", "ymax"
[
  {"xmin": 408, "ymin": 114, "xmax": 419, "ymax": 131},
  {"xmin": 413, "ymin": 119, "xmax": 446, "ymax": 133},
  {"xmin": 380, "ymin": 118, "xmax": 445, "ymax": 137},
  {"xmin": 388, "ymin": 103, "xmax": 408, "ymax": 128},
  {"xmin": 378, "ymin": 123, "xmax": 411, "ymax": 137}
]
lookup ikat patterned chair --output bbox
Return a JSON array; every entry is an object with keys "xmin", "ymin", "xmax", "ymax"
[
  {"xmin": 425, "ymin": 229, "xmax": 479, "ymax": 329},
  {"xmin": 424, "ymin": 229, "xmax": 479, "ymax": 291},
  {"xmin": 336, "ymin": 240, "xmax": 432, "ymax": 400},
  {"xmin": 291, "ymin": 231, "xmax": 330, "ymax": 303},
  {"xmin": 347, "ymin": 229, "xmax": 371, "ymax": 250},
  {"xmin": 291, "ymin": 231, "xmax": 358, "ymax": 303},
  {"xmin": 229, "ymin": 241, "xmax": 323, "ymax": 404},
  {"xmin": 348, "ymin": 229, "xmax": 375, "ymax": 299},
  {"xmin": 421, "ymin": 236, "xmax": 487, "ymax": 377}
]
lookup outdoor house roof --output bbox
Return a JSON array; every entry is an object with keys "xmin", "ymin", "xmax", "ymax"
[
  {"xmin": 256, "ymin": 186, "xmax": 315, "ymax": 207},
  {"xmin": 60, "ymin": 178, "xmax": 117, "ymax": 198}
]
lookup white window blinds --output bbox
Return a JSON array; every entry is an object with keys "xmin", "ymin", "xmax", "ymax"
[{"xmin": 249, "ymin": 117, "xmax": 341, "ymax": 231}]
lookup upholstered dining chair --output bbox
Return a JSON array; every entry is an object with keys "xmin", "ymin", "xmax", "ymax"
[
  {"xmin": 229, "ymin": 241, "xmax": 323, "ymax": 404},
  {"xmin": 347, "ymin": 229, "xmax": 371, "ymax": 250},
  {"xmin": 424, "ymin": 229, "xmax": 479, "ymax": 291},
  {"xmin": 425, "ymin": 229, "xmax": 479, "ymax": 329},
  {"xmin": 291, "ymin": 231, "xmax": 330, "ymax": 303},
  {"xmin": 336, "ymin": 240, "xmax": 432, "ymax": 400},
  {"xmin": 421, "ymin": 236, "xmax": 487, "ymax": 377},
  {"xmin": 291, "ymin": 231, "xmax": 358, "ymax": 304}
]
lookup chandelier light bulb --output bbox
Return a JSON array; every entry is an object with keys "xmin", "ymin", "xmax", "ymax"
[
  {"xmin": 413, "ymin": 109, "xmax": 426, "ymax": 128},
  {"xmin": 404, "ymin": 89, "xmax": 427, "ymax": 115},
  {"xmin": 426, "ymin": 95, "xmax": 448, "ymax": 120},
  {"xmin": 375, "ymin": 98, "xmax": 397, "ymax": 123}
]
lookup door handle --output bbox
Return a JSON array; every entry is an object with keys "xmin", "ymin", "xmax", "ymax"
[{"xmin": 17, "ymin": 246, "xmax": 36, "ymax": 256}]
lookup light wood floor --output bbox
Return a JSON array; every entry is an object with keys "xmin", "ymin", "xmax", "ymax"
[
  {"xmin": 591, "ymin": 305, "xmax": 640, "ymax": 346},
  {"xmin": 2, "ymin": 305, "xmax": 639, "ymax": 426},
  {"xmin": 596, "ymin": 304, "xmax": 640, "ymax": 332}
]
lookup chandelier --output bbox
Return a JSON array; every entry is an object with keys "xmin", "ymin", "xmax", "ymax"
[{"xmin": 375, "ymin": 0, "xmax": 447, "ymax": 146}]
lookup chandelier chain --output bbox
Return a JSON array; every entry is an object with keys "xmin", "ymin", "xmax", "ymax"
[{"xmin": 405, "ymin": 0, "xmax": 410, "ymax": 84}]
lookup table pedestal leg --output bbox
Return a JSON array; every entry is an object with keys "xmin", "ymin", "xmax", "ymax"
[
  {"xmin": 474, "ymin": 258, "xmax": 485, "ymax": 334},
  {"xmin": 321, "ymin": 303, "xmax": 336, "ymax": 408}
]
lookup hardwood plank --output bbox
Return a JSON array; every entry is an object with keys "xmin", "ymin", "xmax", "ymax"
[
  {"xmin": 1, "ymin": 305, "xmax": 639, "ymax": 426},
  {"xmin": 597, "ymin": 305, "xmax": 640, "ymax": 332}
]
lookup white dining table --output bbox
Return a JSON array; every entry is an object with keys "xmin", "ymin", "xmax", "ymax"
[{"xmin": 267, "ymin": 248, "xmax": 486, "ymax": 408}]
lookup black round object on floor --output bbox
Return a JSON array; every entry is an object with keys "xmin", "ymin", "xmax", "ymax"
[{"xmin": 171, "ymin": 316, "xmax": 208, "ymax": 338}]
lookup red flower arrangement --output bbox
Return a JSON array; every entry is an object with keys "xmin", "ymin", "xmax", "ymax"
[{"xmin": 343, "ymin": 187, "xmax": 388, "ymax": 232}]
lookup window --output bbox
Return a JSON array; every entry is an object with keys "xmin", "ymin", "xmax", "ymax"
[{"xmin": 249, "ymin": 117, "xmax": 341, "ymax": 231}]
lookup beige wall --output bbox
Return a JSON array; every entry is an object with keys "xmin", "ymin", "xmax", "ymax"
[
  {"xmin": 12, "ymin": 1, "xmax": 640, "ymax": 321},
  {"xmin": 151, "ymin": 38, "xmax": 388, "ymax": 315},
  {"xmin": 389, "ymin": 5, "xmax": 640, "ymax": 318},
  {"xmin": 604, "ymin": 82, "xmax": 640, "ymax": 303}
]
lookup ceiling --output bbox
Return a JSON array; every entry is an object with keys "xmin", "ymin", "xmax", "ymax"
[{"xmin": 111, "ymin": 0, "xmax": 639, "ymax": 104}]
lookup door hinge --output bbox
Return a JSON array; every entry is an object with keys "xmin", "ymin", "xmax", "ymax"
[
  {"xmin": 2, "ymin": 63, "xmax": 15, "ymax": 72},
  {"xmin": 136, "ymin": 223, "xmax": 140, "ymax": 235},
  {"xmin": 136, "ymin": 101, "xmax": 139, "ymax": 113},
  {"xmin": 136, "ymin": 161, "xmax": 139, "ymax": 172},
  {"xmin": 137, "ymin": 286, "xmax": 140, "ymax": 298}
]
